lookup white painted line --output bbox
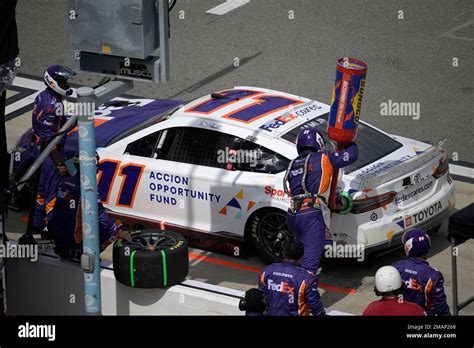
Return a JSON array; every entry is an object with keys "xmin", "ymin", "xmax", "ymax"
[
  {"xmin": 450, "ymin": 164, "xmax": 474, "ymax": 179},
  {"xmin": 206, "ymin": 0, "xmax": 250, "ymax": 15},
  {"xmin": 442, "ymin": 19, "xmax": 474, "ymax": 41},
  {"xmin": 181, "ymin": 279, "xmax": 245, "ymax": 298},
  {"xmin": 12, "ymin": 76, "xmax": 45, "ymax": 90},
  {"xmin": 5, "ymin": 90, "xmax": 40, "ymax": 115}
]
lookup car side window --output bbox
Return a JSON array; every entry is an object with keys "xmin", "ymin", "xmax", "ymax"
[
  {"xmin": 124, "ymin": 130, "xmax": 161, "ymax": 158},
  {"xmin": 156, "ymin": 127, "xmax": 236, "ymax": 168},
  {"xmin": 236, "ymin": 141, "xmax": 289, "ymax": 174},
  {"xmin": 124, "ymin": 126, "xmax": 289, "ymax": 173}
]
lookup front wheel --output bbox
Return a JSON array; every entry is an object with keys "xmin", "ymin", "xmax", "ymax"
[{"xmin": 248, "ymin": 209, "xmax": 294, "ymax": 264}]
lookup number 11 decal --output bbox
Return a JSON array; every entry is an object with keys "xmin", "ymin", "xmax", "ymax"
[{"xmin": 98, "ymin": 160, "xmax": 145, "ymax": 208}]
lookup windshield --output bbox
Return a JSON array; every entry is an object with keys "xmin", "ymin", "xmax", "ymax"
[{"xmin": 280, "ymin": 113, "xmax": 403, "ymax": 174}]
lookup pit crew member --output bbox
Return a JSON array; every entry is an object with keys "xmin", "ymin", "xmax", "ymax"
[
  {"xmin": 363, "ymin": 265, "xmax": 426, "ymax": 316},
  {"xmin": 31, "ymin": 64, "xmax": 76, "ymax": 233},
  {"xmin": 257, "ymin": 239, "xmax": 326, "ymax": 316},
  {"xmin": 283, "ymin": 127, "xmax": 358, "ymax": 273},
  {"xmin": 45, "ymin": 157, "xmax": 131, "ymax": 258},
  {"xmin": 392, "ymin": 229, "xmax": 451, "ymax": 316}
]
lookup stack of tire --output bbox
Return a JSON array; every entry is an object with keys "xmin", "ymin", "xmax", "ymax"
[{"xmin": 113, "ymin": 229, "xmax": 189, "ymax": 288}]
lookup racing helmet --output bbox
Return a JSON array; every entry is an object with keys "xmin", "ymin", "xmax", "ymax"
[
  {"xmin": 374, "ymin": 265, "xmax": 402, "ymax": 293},
  {"xmin": 44, "ymin": 64, "xmax": 76, "ymax": 96},
  {"xmin": 296, "ymin": 127, "xmax": 325, "ymax": 154},
  {"xmin": 402, "ymin": 228, "xmax": 431, "ymax": 257}
]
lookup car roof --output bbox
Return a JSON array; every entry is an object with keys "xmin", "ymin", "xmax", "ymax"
[{"xmin": 170, "ymin": 86, "xmax": 330, "ymax": 139}]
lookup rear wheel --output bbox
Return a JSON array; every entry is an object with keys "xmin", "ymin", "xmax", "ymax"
[{"xmin": 248, "ymin": 209, "xmax": 294, "ymax": 264}]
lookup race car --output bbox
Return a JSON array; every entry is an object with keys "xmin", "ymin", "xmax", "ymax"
[{"xmin": 10, "ymin": 87, "xmax": 455, "ymax": 263}]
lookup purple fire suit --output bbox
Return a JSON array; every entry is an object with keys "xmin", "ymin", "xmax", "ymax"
[
  {"xmin": 258, "ymin": 261, "xmax": 325, "ymax": 316},
  {"xmin": 31, "ymin": 88, "xmax": 67, "ymax": 231},
  {"xmin": 46, "ymin": 164, "xmax": 121, "ymax": 253},
  {"xmin": 392, "ymin": 258, "xmax": 450, "ymax": 316},
  {"xmin": 285, "ymin": 144, "xmax": 358, "ymax": 273}
]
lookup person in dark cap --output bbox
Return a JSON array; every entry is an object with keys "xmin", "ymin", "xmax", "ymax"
[
  {"xmin": 392, "ymin": 228, "xmax": 450, "ymax": 316},
  {"xmin": 241, "ymin": 239, "xmax": 326, "ymax": 316}
]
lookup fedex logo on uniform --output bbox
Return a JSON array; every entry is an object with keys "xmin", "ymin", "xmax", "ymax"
[
  {"xmin": 268, "ymin": 278, "xmax": 295, "ymax": 303},
  {"xmin": 267, "ymin": 279, "xmax": 295, "ymax": 294}
]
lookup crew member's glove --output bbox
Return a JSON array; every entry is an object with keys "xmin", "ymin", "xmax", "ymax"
[{"xmin": 55, "ymin": 161, "xmax": 68, "ymax": 177}]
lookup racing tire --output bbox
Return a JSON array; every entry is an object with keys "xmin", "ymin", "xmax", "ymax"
[
  {"xmin": 113, "ymin": 229, "xmax": 189, "ymax": 288},
  {"xmin": 247, "ymin": 208, "xmax": 294, "ymax": 264}
]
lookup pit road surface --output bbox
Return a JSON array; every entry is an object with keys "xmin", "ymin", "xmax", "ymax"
[{"xmin": 5, "ymin": 180, "xmax": 474, "ymax": 315}]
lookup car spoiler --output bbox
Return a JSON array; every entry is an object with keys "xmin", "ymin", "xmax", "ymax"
[{"xmin": 351, "ymin": 137, "xmax": 447, "ymax": 190}]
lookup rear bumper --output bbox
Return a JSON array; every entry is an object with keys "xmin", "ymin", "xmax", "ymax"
[{"xmin": 364, "ymin": 206, "xmax": 452, "ymax": 255}]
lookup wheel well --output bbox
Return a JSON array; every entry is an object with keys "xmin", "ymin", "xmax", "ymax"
[{"xmin": 244, "ymin": 207, "xmax": 287, "ymax": 247}]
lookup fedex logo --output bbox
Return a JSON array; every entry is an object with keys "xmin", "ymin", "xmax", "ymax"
[
  {"xmin": 268, "ymin": 279, "xmax": 294, "ymax": 293},
  {"xmin": 405, "ymin": 278, "xmax": 423, "ymax": 292},
  {"xmin": 259, "ymin": 114, "xmax": 298, "ymax": 132},
  {"xmin": 268, "ymin": 279, "xmax": 295, "ymax": 303}
]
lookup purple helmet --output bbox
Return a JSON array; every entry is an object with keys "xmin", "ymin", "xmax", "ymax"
[
  {"xmin": 296, "ymin": 127, "xmax": 325, "ymax": 154},
  {"xmin": 402, "ymin": 229, "xmax": 431, "ymax": 257},
  {"xmin": 44, "ymin": 64, "xmax": 76, "ymax": 96}
]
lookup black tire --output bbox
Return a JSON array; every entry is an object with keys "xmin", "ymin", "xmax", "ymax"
[
  {"xmin": 113, "ymin": 229, "xmax": 189, "ymax": 288},
  {"xmin": 247, "ymin": 208, "xmax": 294, "ymax": 264}
]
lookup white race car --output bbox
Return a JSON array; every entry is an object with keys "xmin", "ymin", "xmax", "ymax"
[{"xmin": 92, "ymin": 87, "xmax": 455, "ymax": 263}]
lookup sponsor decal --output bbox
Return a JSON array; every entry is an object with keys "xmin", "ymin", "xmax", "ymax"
[
  {"xmin": 148, "ymin": 171, "xmax": 221, "ymax": 206},
  {"xmin": 259, "ymin": 102, "xmax": 322, "ymax": 133},
  {"xmin": 394, "ymin": 179, "xmax": 434, "ymax": 205},
  {"xmin": 259, "ymin": 114, "xmax": 298, "ymax": 132},
  {"xmin": 219, "ymin": 190, "xmax": 255, "ymax": 219},
  {"xmin": 246, "ymin": 135, "xmax": 258, "ymax": 142},
  {"xmin": 359, "ymin": 155, "xmax": 414, "ymax": 178},
  {"xmin": 413, "ymin": 172, "xmax": 421, "ymax": 183},
  {"xmin": 264, "ymin": 186, "xmax": 290, "ymax": 202},
  {"xmin": 413, "ymin": 201, "xmax": 442, "ymax": 224},
  {"xmin": 198, "ymin": 120, "xmax": 221, "ymax": 130},
  {"xmin": 267, "ymin": 279, "xmax": 295, "ymax": 304},
  {"xmin": 291, "ymin": 102, "xmax": 322, "ymax": 117},
  {"xmin": 396, "ymin": 201, "xmax": 442, "ymax": 228},
  {"xmin": 370, "ymin": 212, "xmax": 378, "ymax": 221}
]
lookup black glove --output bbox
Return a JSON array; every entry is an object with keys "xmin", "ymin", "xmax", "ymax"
[{"xmin": 55, "ymin": 161, "xmax": 68, "ymax": 177}]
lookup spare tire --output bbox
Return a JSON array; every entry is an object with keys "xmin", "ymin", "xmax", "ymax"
[{"xmin": 113, "ymin": 229, "xmax": 189, "ymax": 288}]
